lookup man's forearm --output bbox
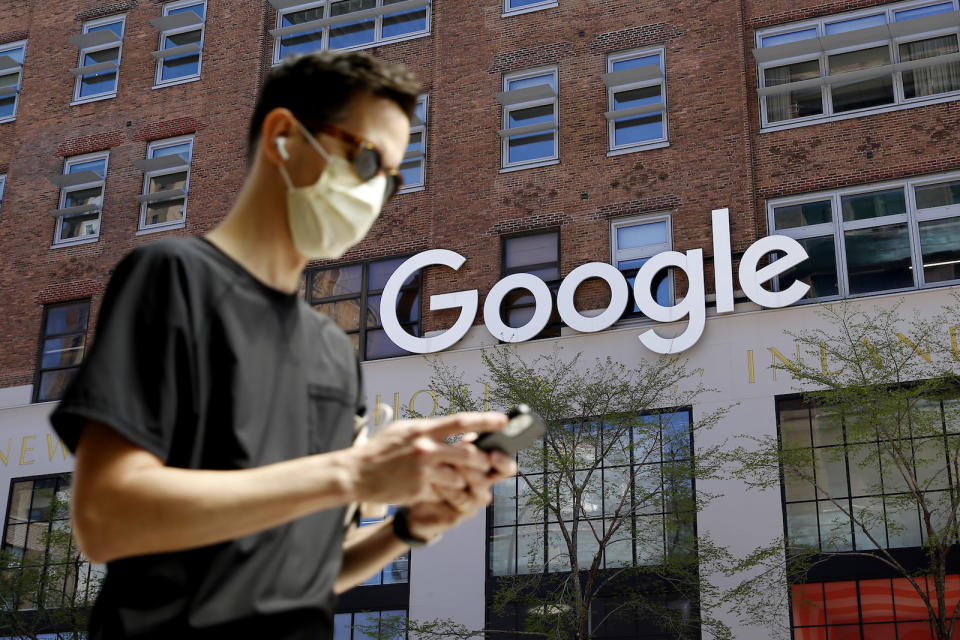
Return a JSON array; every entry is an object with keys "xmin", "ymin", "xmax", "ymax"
[
  {"xmin": 334, "ymin": 519, "xmax": 409, "ymax": 594},
  {"xmin": 74, "ymin": 422, "xmax": 358, "ymax": 563}
]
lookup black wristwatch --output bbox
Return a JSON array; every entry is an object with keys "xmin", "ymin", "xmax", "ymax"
[{"xmin": 392, "ymin": 507, "xmax": 439, "ymax": 548}]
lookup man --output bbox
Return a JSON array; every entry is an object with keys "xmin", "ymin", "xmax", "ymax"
[{"xmin": 50, "ymin": 51, "xmax": 516, "ymax": 639}]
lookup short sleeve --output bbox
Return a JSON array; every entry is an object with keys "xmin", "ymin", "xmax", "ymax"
[{"xmin": 50, "ymin": 244, "xmax": 195, "ymax": 461}]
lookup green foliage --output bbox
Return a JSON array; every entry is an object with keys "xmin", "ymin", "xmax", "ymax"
[
  {"xmin": 0, "ymin": 495, "xmax": 101, "ymax": 640},
  {"xmin": 404, "ymin": 345, "xmax": 732, "ymax": 640},
  {"xmin": 726, "ymin": 297, "xmax": 960, "ymax": 640}
]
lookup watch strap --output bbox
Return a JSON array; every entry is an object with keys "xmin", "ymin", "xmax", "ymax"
[{"xmin": 392, "ymin": 506, "xmax": 437, "ymax": 548}]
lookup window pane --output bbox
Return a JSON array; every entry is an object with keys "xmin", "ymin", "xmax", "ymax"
[
  {"xmin": 399, "ymin": 158, "xmax": 423, "ymax": 186},
  {"xmin": 333, "ymin": 613, "xmax": 350, "ymax": 640},
  {"xmin": 144, "ymin": 199, "xmax": 185, "ymax": 226},
  {"xmin": 761, "ymin": 28, "xmax": 818, "ymax": 47},
  {"xmin": 852, "ymin": 495, "xmax": 885, "ymax": 549},
  {"xmin": 353, "ymin": 611, "xmax": 379, "ymax": 640},
  {"xmin": 64, "ymin": 186, "xmax": 103, "ymax": 210},
  {"xmin": 508, "ymin": 131, "xmax": 554, "ymax": 163},
  {"xmin": 635, "ymin": 514, "xmax": 664, "ymax": 565},
  {"xmin": 493, "ymin": 478, "xmax": 516, "ymax": 526},
  {"xmin": 764, "ymin": 59, "xmax": 823, "ymax": 122},
  {"xmin": 791, "ymin": 583, "xmax": 826, "ymax": 626},
  {"xmin": 507, "ymin": 103, "xmax": 554, "ymax": 129},
  {"xmin": 848, "ymin": 443, "xmax": 882, "ymax": 496},
  {"xmin": 79, "ymin": 47, "xmax": 119, "ymax": 97},
  {"xmin": 505, "ymin": 233, "xmax": 558, "ymax": 269},
  {"xmin": 823, "ymin": 581, "xmax": 860, "ymax": 625},
  {"xmin": 814, "ymin": 447, "xmax": 848, "ymax": 499},
  {"xmin": 919, "ymin": 217, "xmax": 960, "ymax": 283},
  {"xmin": 0, "ymin": 94, "xmax": 15, "ymax": 119},
  {"xmin": 41, "ymin": 335, "xmax": 85, "ymax": 369},
  {"xmin": 169, "ymin": 3, "xmax": 205, "ymax": 19},
  {"xmin": 916, "ymin": 179, "xmax": 960, "ymax": 210},
  {"xmin": 382, "ymin": 4, "xmax": 427, "ymax": 39},
  {"xmin": 620, "ymin": 257, "xmax": 670, "ymax": 313},
  {"xmin": 329, "ymin": 1, "xmax": 376, "ymax": 49},
  {"xmin": 279, "ymin": 7, "xmax": 325, "ymax": 58},
  {"xmin": 818, "ymin": 500, "xmax": 852, "ymax": 551},
  {"xmin": 780, "ymin": 400, "xmax": 811, "ymax": 448},
  {"xmin": 161, "ymin": 29, "xmax": 201, "ymax": 82},
  {"xmin": 773, "ymin": 235, "xmax": 839, "ymax": 299},
  {"xmin": 604, "ymin": 518, "xmax": 633, "ymax": 568},
  {"xmin": 37, "ymin": 369, "xmax": 78, "ymax": 402},
  {"xmin": 366, "ymin": 327, "xmax": 413, "ymax": 360},
  {"xmin": 900, "ymin": 35, "xmax": 960, "ymax": 99},
  {"xmin": 613, "ymin": 112, "xmax": 663, "ymax": 146},
  {"xmin": 508, "ymin": 73, "xmax": 554, "ymax": 91},
  {"xmin": 315, "ymin": 299, "xmax": 362, "ymax": 331},
  {"xmin": 516, "ymin": 524, "xmax": 543, "ymax": 574},
  {"xmin": 844, "ymin": 223, "xmax": 914, "ymax": 294},
  {"xmin": 152, "ymin": 142, "xmax": 192, "ymax": 161},
  {"xmin": 859, "ymin": 579, "xmax": 895, "ymax": 623},
  {"xmin": 772, "ymin": 199, "xmax": 832, "ymax": 230},
  {"xmin": 369, "ymin": 257, "xmax": 417, "ymax": 289},
  {"xmin": 611, "ymin": 53, "xmax": 660, "ymax": 72},
  {"xmin": 312, "ymin": 265, "xmax": 362, "ymax": 297},
  {"xmin": 382, "ymin": 552, "xmax": 408, "ymax": 584},
  {"xmin": 829, "ymin": 47, "xmax": 894, "ymax": 112},
  {"xmin": 8, "ymin": 482, "xmax": 33, "ymax": 524},
  {"xmin": 149, "ymin": 170, "xmax": 187, "ymax": 194},
  {"xmin": 46, "ymin": 304, "xmax": 89, "ymax": 335},
  {"xmin": 841, "ymin": 188, "xmax": 906, "ymax": 222},
  {"xmin": 367, "ymin": 290, "xmax": 418, "ymax": 326},
  {"xmin": 896, "ymin": 2, "xmax": 954, "ymax": 21},
  {"xmin": 885, "ymin": 496, "xmax": 921, "ymax": 547},
  {"xmin": 613, "ymin": 84, "xmax": 660, "ymax": 109},
  {"xmin": 490, "ymin": 528, "xmax": 515, "ymax": 575},
  {"xmin": 59, "ymin": 212, "xmax": 100, "ymax": 240}
]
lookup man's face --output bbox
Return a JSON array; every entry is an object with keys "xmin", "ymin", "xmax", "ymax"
[{"xmin": 282, "ymin": 92, "xmax": 411, "ymax": 192}]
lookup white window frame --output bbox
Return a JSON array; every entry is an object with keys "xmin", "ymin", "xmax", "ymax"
[
  {"xmin": 137, "ymin": 136, "xmax": 194, "ymax": 234},
  {"xmin": 498, "ymin": 66, "xmax": 559, "ymax": 172},
  {"xmin": 755, "ymin": 0, "xmax": 960, "ymax": 131},
  {"xmin": 767, "ymin": 169, "xmax": 960, "ymax": 301},
  {"xmin": 0, "ymin": 173, "xmax": 6, "ymax": 217},
  {"xmin": 398, "ymin": 94, "xmax": 427, "ymax": 194},
  {"xmin": 502, "ymin": 0, "xmax": 558, "ymax": 17},
  {"xmin": 70, "ymin": 15, "xmax": 125, "ymax": 105},
  {"xmin": 611, "ymin": 213, "xmax": 674, "ymax": 311},
  {"xmin": 152, "ymin": 0, "xmax": 206, "ymax": 88},
  {"xmin": 270, "ymin": 0, "xmax": 432, "ymax": 65},
  {"xmin": 0, "ymin": 40, "xmax": 27, "ymax": 125},
  {"xmin": 604, "ymin": 47, "xmax": 669, "ymax": 155},
  {"xmin": 52, "ymin": 152, "xmax": 109, "ymax": 248}
]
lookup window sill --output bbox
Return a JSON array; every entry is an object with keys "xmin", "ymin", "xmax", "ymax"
[
  {"xmin": 50, "ymin": 236, "xmax": 99, "ymax": 249},
  {"xmin": 499, "ymin": 158, "xmax": 559, "ymax": 174},
  {"xmin": 607, "ymin": 140, "xmax": 669, "ymax": 157},
  {"xmin": 271, "ymin": 31, "xmax": 431, "ymax": 66},
  {"xmin": 0, "ymin": 115, "xmax": 16, "ymax": 124},
  {"xmin": 137, "ymin": 221, "xmax": 186, "ymax": 236},
  {"xmin": 760, "ymin": 91, "xmax": 960, "ymax": 133},
  {"xmin": 70, "ymin": 92, "xmax": 117, "ymax": 107},
  {"xmin": 502, "ymin": 1, "xmax": 558, "ymax": 17},
  {"xmin": 398, "ymin": 185, "xmax": 425, "ymax": 195},
  {"xmin": 153, "ymin": 75, "xmax": 201, "ymax": 90}
]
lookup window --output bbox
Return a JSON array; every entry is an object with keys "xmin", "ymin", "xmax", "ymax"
[
  {"xmin": 778, "ymin": 396, "xmax": 960, "ymax": 554},
  {"xmin": 497, "ymin": 68, "xmax": 558, "ymax": 170},
  {"xmin": 769, "ymin": 171, "xmax": 960, "ymax": 301},
  {"xmin": 49, "ymin": 152, "xmax": 109, "ymax": 246},
  {"xmin": 270, "ymin": 0, "xmax": 430, "ymax": 62},
  {"xmin": 398, "ymin": 95, "xmax": 427, "ymax": 193},
  {"xmin": 604, "ymin": 48, "xmax": 668, "ymax": 153},
  {"xmin": 69, "ymin": 15, "xmax": 124, "ymax": 104},
  {"xmin": 611, "ymin": 215, "xmax": 672, "ymax": 317},
  {"xmin": 503, "ymin": 0, "xmax": 557, "ymax": 16},
  {"xmin": 33, "ymin": 301, "xmax": 89, "ymax": 403},
  {"xmin": 0, "ymin": 173, "xmax": 6, "ymax": 217},
  {"xmin": 334, "ymin": 609, "xmax": 407, "ymax": 639},
  {"xmin": 501, "ymin": 231, "xmax": 561, "ymax": 340},
  {"xmin": 136, "ymin": 136, "xmax": 193, "ymax": 232},
  {"xmin": 151, "ymin": 0, "xmax": 206, "ymax": 87},
  {"xmin": 0, "ymin": 40, "xmax": 26, "ymax": 123},
  {"xmin": 754, "ymin": 0, "xmax": 960, "ymax": 128},
  {"xmin": 358, "ymin": 506, "xmax": 409, "ymax": 586},
  {"xmin": 488, "ymin": 410, "xmax": 694, "ymax": 576},
  {"xmin": 791, "ymin": 576, "xmax": 960, "ymax": 639},
  {"xmin": 1, "ymin": 474, "xmax": 103, "ymax": 610},
  {"xmin": 307, "ymin": 256, "xmax": 421, "ymax": 360}
]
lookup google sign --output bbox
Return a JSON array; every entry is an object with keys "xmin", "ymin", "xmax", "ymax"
[{"xmin": 380, "ymin": 209, "xmax": 811, "ymax": 355}]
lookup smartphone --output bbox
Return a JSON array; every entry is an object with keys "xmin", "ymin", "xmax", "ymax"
[{"xmin": 473, "ymin": 404, "xmax": 546, "ymax": 457}]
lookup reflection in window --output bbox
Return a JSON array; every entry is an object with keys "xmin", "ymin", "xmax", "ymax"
[
  {"xmin": 611, "ymin": 215, "xmax": 672, "ymax": 316},
  {"xmin": 333, "ymin": 609, "xmax": 407, "ymax": 640},
  {"xmin": 34, "ymin": 301, "xmax": 90, "ymax": 403},
  {"xmin": 1, "ymin": 474, "xmax": 103, "ymax": 610},
  {"xmin": 498, "ymin": 68, "xmax": 558, "ymax": 168},
  {"xmin": 307, "ymin": 256, "xmax": 420, "ymax": 360},
  {"xmin": 500, "ymin": 231, "xmax": 560, "ymax": 339},
  {"xmin": 489, "ymin": 410, "xmax": 694, "ymax": 576},
  {"xmin": 769, "ymin": 172, "xmax": 960, "ymax": 301},
  {"xmin": 605, "ymin": 49, "xmax": 668, "ymax": 151}
]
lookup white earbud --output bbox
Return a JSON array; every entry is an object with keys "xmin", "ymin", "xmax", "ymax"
[{"xmin": 275, "ymin": 136, "xmax": 289, "ymax": 161}]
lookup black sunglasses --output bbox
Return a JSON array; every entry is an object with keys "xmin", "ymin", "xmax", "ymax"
[{"xmin": 313, "ymin": 124, "xmax": 403, "ymax": 202}]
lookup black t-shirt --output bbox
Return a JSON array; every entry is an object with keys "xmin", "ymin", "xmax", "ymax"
[{"xmin": 50, "ymin": 237, "xmax": 364, "ymax": 640}]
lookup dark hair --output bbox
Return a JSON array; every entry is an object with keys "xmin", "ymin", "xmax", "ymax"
[{"xmin": 247, "ymin": 51, "xmax": 420, "ymax": 161}]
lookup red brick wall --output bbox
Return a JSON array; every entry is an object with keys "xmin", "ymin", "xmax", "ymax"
[{"xmin": 1, "ymin": 0, "xmax": 958, "ymax": 390}]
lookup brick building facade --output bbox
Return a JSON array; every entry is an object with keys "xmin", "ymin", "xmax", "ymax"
[{"xmin": 1, "ymin": 0, "xmax": 959, "ymax": 637}]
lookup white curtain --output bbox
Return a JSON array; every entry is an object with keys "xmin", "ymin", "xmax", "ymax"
[
  {"xmin": 765, "ymin": 65, "xmax": 792, "ymax": 122},
  {"xmin": 901, "ymin": 35, "xmax": 960, "ymax": 97}
]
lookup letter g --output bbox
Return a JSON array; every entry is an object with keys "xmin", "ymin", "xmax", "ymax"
[{"xmin": 380, "ymin": 250, "xmax": 478, "ymax": 354}]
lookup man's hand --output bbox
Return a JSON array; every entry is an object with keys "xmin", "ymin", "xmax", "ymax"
[
  {"xmin": 342, "ymin": 412, "xmax": 509, "ymax": 506},
  {"xmin": 404, "ymin": 440, "xmax": 518, "ymax": 543}
]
